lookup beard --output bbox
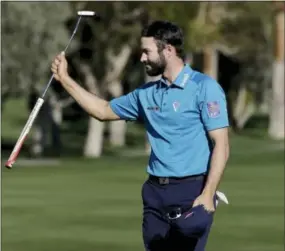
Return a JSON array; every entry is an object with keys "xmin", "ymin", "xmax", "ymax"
[{"xmin": 144, "ymin": 52, "xmax": 166, "ymax": 77}]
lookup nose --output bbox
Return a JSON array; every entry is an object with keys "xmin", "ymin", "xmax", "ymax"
[{"xmin": 140, "ymin": 53, "xmax": 147, "ymax": 63}]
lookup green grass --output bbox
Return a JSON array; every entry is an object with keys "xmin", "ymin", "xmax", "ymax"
[
  {"xmin": 2, "ymin": 143, "xmax": 284, "ymax": 251},
  {"xmin": 2, "ymin": 97, "xmax": 284, "ymax": 251}
]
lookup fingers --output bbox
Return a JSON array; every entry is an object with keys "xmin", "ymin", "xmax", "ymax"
[
  {"xmin": 51, "ymin": 63, "xmax": 57, "ymax": 74},
  {"xmin": 54, "ymin": 58, "xmax": 60, "ymax": 65},
  {"xmin": 192, "ymin": 198, "xmax": 215, "ymax": 213},
  {"xmin": 192, "ymin": 198, "xmax": 201, "ymax": 208},
  {"xmin": 201, "ymin": 203, "xmax": 215, "ymax": 213},
  {"xmin": 192, "ymin": 202, "xmax": 199, "ymax": 208},
  {"xmin": 55, "ymin": 52, "xmax": 65, "ymax": 64},
  {"xmin": 51, "ymin": 51, "xmax": 67, "ymax": 79},
  {"xmin": 51, "ymin": 59, "xmax": 59, "ymax": 74},
  {"xmin": 204, "ymin": 207, "xmax": 215, "ymax": 214}
]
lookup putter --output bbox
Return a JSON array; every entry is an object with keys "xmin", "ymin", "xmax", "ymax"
[{"xmin": 5, "ymin": 10, "xmax": 100, "ymax": 169}]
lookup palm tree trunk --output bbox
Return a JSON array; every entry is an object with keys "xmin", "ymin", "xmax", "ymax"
[
  {"xmin": 203, "ymin": 45, "xmax": 218, "ymax": 80},
  {"xmin": 108, "ymin": 80, "xmax": 126, "ymax": 147},
  {"xmin": 268, "ymin": 4, "xmax": 284, "ymax": 139}
]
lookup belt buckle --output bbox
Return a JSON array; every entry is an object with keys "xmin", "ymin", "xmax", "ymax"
[
  {"xmin": 166, "ymin": 208, "xmax": 182, "ymax": 220},
  {"xmin": 159, "ymin": 177, "xmax": 169, "ymax": 185}
]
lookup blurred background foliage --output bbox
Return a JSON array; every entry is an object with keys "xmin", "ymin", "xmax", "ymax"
[{"xmin": 1, "ymin": 1, "xmax": 284, "ymax": 158}]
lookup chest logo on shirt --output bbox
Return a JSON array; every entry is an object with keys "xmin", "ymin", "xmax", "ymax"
[
  {"xmin": 173, "ymin": 101, "xmax": 180, "ymax": 112},
  {"xmin": 147, "ymin": 106, "xmax": 160, "ymax": 111}
]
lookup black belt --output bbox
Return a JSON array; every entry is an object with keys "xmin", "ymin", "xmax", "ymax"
[{"xmin": 148, "ymin": 173, "xmax": 206, "ymax": 185}]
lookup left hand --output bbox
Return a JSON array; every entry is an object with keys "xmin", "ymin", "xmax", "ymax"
[{"xmin": 192, "ymin": 193, "xmax": 215, "ymax": 213}]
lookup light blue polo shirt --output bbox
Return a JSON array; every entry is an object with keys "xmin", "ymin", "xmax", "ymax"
[{"xmin": 110, "ymin": 64, "xmax": 229, "ymax": 177}]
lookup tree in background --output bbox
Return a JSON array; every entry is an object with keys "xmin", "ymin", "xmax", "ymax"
[
  {"xmin": 2, "ymin": 2, "xmax": 72, "ymax": 101},
  {"xmin": 220, "ymin": 2, "xmax": 275, "ymax": 131},
  {"xmin": 3, "ymin": 2, "xmax": 282, "ymax": 161},
  {"xmin": 2, "ymin": 2, "xmax": 74, "ymax": 156},
  {"xmin": 67, "ymin": 1, "xmax": 147, "ymax": 157},
  {"xmin": 268, "ymin": 1, "xmax": 284, "ymax": 140},
  {"xmin": 147, "ymin": 2, "xmax": 277, "ymax": 133}
]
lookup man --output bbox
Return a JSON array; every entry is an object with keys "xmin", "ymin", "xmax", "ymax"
[{"xmin": 51, "ymin": 20, "xmax": 230, "ymax": 251}]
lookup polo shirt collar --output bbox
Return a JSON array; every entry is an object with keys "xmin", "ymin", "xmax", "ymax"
[{"xmin": 160, "ymin": 64, "xmax": 193, "ymax": 89}]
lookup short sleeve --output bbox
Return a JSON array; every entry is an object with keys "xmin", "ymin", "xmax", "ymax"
[
  {"xmin": 109, "ymin": 89, "xmax": 140, "ymax": 121},
  {"xmin": 198, "ymin": 79, "xmax": 229, "ymax": 131}
]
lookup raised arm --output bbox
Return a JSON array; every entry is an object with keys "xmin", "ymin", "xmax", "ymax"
[
  {"xmin": 51, "ymin": 52, "xmax": 139, "ymax": 122},
  {"xmin": 59, "ymin": 74, "xmax": 119, "ymax": 121}
]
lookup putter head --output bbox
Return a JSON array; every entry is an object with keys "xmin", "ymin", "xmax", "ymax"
[{"xmin": 77, "ymin": 11, "xmax": 101, "ymax": 20}]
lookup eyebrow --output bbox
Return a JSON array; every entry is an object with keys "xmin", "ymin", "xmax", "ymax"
[{"xmin": 142, "ymin": 48, "xmax": 151, "ymax": 52}]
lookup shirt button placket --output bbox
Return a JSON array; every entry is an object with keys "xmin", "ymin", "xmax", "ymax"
[{"xmin": 162, "ymin": 89, "xmax": 168, "ymax": 111}]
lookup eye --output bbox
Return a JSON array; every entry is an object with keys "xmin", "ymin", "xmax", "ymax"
[{"xmin": 142, "ymin": 49, "xmax": 150, "ymax": 55}]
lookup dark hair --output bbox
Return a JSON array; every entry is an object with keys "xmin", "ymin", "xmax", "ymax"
[{"xmin": 141, "ymin": 20, "xmax": 185, "ymax": 59}]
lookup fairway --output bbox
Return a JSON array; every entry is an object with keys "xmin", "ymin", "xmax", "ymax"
[{"xmin": 2, "ymin": 137, "xmax": 284, "ymax": 251}]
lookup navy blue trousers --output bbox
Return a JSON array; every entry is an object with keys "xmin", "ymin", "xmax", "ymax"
[{"xmin": 142, "ymin": 175, "xmax": 215, "ymax": 251}]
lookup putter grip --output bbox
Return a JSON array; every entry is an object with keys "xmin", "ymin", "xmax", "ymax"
[{"xmin": 5, "ymin": 98, "xmax": 45, "ymax": 169}]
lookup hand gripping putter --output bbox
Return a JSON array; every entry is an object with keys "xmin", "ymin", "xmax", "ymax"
[{"xmin": 5, "ymin": 11, "xmax": 100, "ymax": 169}]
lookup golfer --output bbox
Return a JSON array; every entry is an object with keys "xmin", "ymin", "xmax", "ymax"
[{"xmin": 51, "ymin": 20, "xmax": 230, "ymax": 251}]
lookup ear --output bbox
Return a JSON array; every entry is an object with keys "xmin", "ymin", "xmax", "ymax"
[{"xmin": 165, "ymin": 44, "xmax": 174, "ymax": 57}]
